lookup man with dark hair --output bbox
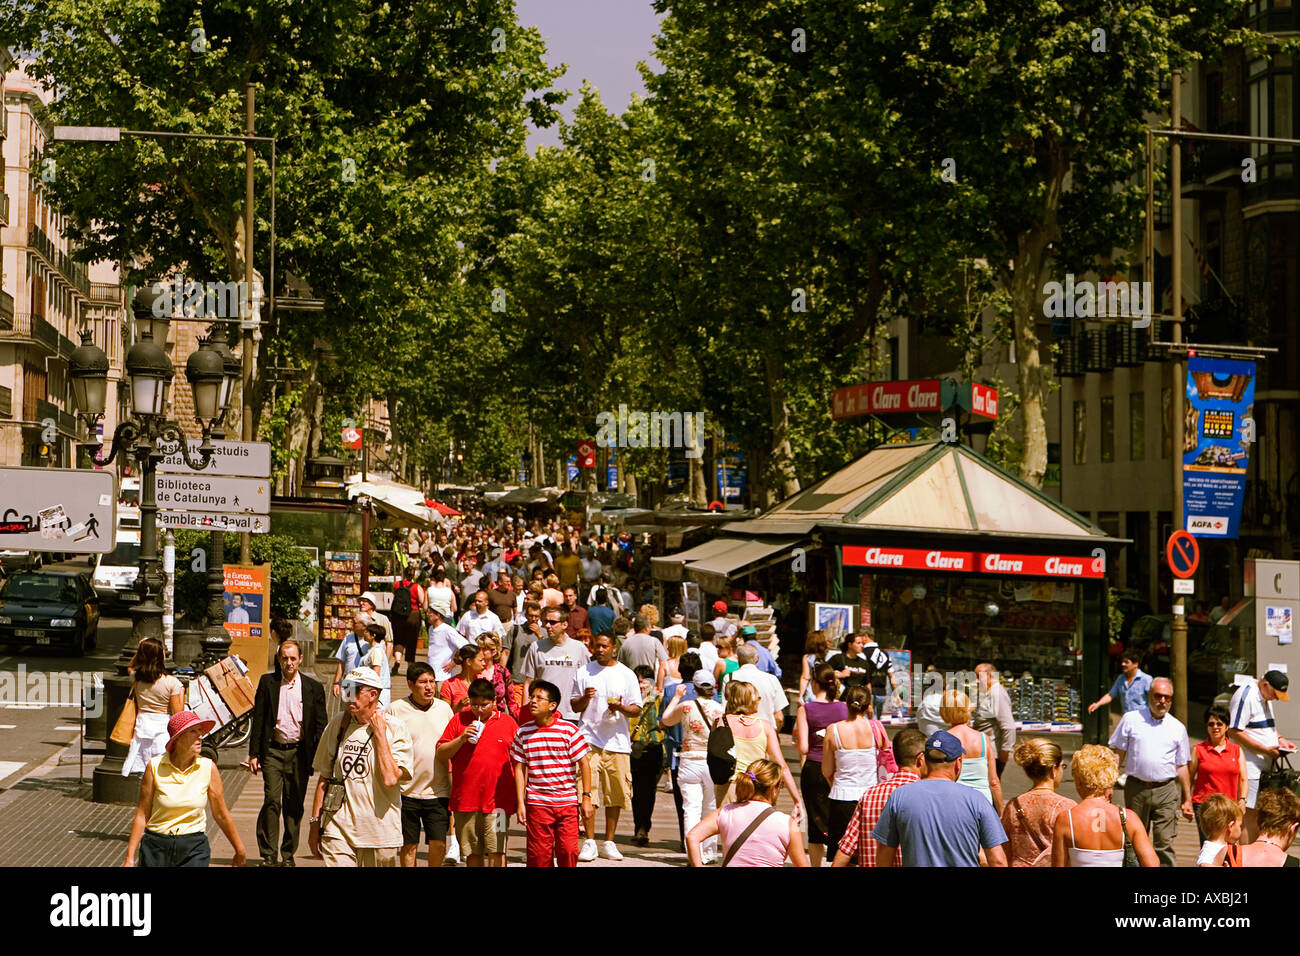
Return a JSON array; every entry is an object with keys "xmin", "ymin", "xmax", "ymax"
[
  {"xmin": 389, "ymin": 662, "xmax": 454, "ymax": 867},
  {"xmin": 697, "ymin": 622, "xmax": 719, "ymax": 676},
  {"xmin": 512, "ymin": 680, "xmax": 593, "ymax": 867},
  {"xmin": 872, "ymin": 730, "xmax": 1008, "ymax": 867},
  {"xmin": 832, "ymin": 728, "xmax": 928, "ymax": 867},
  {"xmin": 588, "ymin": 588, "xmax": 615, "ymax": 637},
  {"xmin": 618, "ymin": 613, "xmax": 668, "ymax": 674},
  {"xmin": 437, "ymin": 677, "xmax": 519, "ymax": 867},
  {"xmin": 1088, "ymin": 650, "xmax": 1152, "ymax": 716},
  {"xmin": 518, "ymin": 608, "xmax": 590, "ymax": 720},
  {"xmin": 564, "ymin": 586, "xmax": 590, "ymax": 636},
  {"xmin": 249, "ymin": 639, "xmax": 328, "ymax": 867}
]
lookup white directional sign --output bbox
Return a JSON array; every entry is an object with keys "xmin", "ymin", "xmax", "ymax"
[
  {"xmin": 157, "ymin": 440, "xmax": 271, "ymax": 478},
  {"xmin": 154, "ymin": 474, "xmax": 270, "ymax": 514},
  {"xmin": 158, "ymin": 511, "xmax": 270, "ymax": 533},
  {"xmin": 0, "ymin": 466, "xmax": 117, "ymax": 554}
]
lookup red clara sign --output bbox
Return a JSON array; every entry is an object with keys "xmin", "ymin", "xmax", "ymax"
[
  {"xmin": 970, "ymin": 383, "xmax": 999, "ymax": 420},
  {"xmin": 844, "ymin": 546, "xmax": 1103, "ymax": 579},
  {"xmin": 832, "ymin": 380, "xmax": 943, "ymax": 420},
  {"xmin": 843, "ymin": 546, "xmax": 975, "ymax": 572}
]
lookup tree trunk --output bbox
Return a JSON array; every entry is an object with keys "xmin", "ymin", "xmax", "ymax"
[
  {"xmin": 764, "ymin": 349, "xmax": 801, "ymax": 502},
  {"xmin": 689, "ymin": 457, "xmax": 707, "ymax": 507},
  {"xmin": 1008, "ymin": 144, "xmax": 1068, "ymax": 489}
]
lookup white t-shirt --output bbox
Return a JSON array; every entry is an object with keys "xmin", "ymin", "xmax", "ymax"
[
  {"xmin": 388, "ymin": 698, "xmax": 454, "ymax": 799},
  {"xmin": 571, "ymin": 661, "xmax": 643, "ymax": 753},
  {"xmin": 662, "ymin": 624, "xmax": 689, "ymax": 641},
  {"xmin": 312, "ymin": 712, "xmax": 413, "ymax": 849},
  {"xmin": 697, "ymin": 640, "xmax": 718, "ymax": 674},
  {"xmin": 1229, "ymin": 681, "xmax": 1279, "ymax": 779},
  {"xmin": 1196, "ymin": 839, "xmax": 1227, "ymax": 866},
  {"xmin": 426, "ymin": 622, "xmax": 469, "ymax": 681}
]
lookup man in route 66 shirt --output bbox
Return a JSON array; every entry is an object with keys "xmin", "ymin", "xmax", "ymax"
[{"xmin": 309, "ymin": 668, "xmax": 413, "ymax": 866}]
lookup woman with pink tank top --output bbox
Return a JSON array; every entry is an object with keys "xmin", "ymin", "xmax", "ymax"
[{"xmin": 686, "ymin": 759, "xmax": 810, "ymax": 867}]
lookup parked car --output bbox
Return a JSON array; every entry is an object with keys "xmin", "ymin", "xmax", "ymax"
[
  {"xmin": 91, "ymin": 529, "xmax": 141, "ymax": 609},
  {"xmin": 0, "ymin": 571, "xmax": 100, "ymax": 655},
  {"xmin": 0, "ymin": 549, "xmax": 44, "ymax": 572}
]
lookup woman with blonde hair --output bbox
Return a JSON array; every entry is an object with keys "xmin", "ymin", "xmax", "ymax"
[
  {"xmin": 686, "ymin": 759, "xmax": 810, "ymax": 867},
  {"xmin": 122, "ymin": 637, "xmax": 185, "ymax": 775},
  {"xmin": 942, "ymin": 689, "xmax": 1003, "ymax": 813},
  {"xmin": 717, "ymin": 681, "xmax": 804, "ymax": 824},
  {"xmin": 1052, "ymin": 744, "xmax": 1158, "ymax": 867},
  {"xmin": 1234, "ymin": 788, "xmax": 1300, "ymax": 866},
  {"xmin": 999, "ymin": 738, "xmax": 1076, "ymax": 866},
  {"xmin": 661, "ymin": 635, "xmax": 687, "ymax": 688},
  {"xmin": 639, "ymin": 604, "xmax": 660, "ymax": 630}
]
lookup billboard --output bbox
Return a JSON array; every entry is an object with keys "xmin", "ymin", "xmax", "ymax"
[
  {"xmin": 1182, "ymin": 357, "xmax": 1254, "ymax": 538},
  {"xmin": 223, "ymin": 564, "xmax": 269, "ymax": 640}
]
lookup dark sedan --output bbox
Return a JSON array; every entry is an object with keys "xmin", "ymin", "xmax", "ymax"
[{"xmin": 0, "ymin": 571, "xmax": 100, "ymax": 655}]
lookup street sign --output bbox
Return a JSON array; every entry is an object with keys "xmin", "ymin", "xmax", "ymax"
[
  {"xmin": 342, "ymin": 427, "xmax": 362, "ymax": 450},
  {"xmin": 1166, "ymin": 530, "xmax": 1200, "ymax": 579},
  {"xmin": 154, "ymin": 474, "xmax": 270, "ymax": 514},
  {"xmin": 577, "ymin": 441, "xmax": 595, "ymax": 468},
  {"xmin": 0, "ymin": 466, "xmax": 116, "ymax": 554},
  {"xmin": 1173, "ymin": 578, "xmax": 1196, "ymax": 595},
  {"xmin": 158, "ymin": 511, "xmax": 270, "ymax": 533},
  {"xmin": 157, "ymin": 439, "xmax": 272, "ymax": 478}
]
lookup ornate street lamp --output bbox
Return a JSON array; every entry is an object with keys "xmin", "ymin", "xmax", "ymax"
[{"xmin": 69, "ymin": 298, "xmax": 230, "ymax": 804}]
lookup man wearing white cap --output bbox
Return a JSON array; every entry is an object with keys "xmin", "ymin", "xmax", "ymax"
[{"xmin": 309, "ymin": 668, "xmax": 413, "ymax": 867}]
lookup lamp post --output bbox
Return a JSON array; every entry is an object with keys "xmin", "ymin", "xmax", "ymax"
[{"xmin": 70, "ymin": 286, "xmax": 231, "ymax": 803}]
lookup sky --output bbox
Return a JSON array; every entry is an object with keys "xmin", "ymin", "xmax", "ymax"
[{"xmin": 514, "ymin": 0, "xmax": 663, "ymax": 150}]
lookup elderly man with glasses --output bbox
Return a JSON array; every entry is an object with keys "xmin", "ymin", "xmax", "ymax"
[
  {"xmin": 1108, "ymin": 677, "xmax": 1193, "ymax": 867},
  {"xmin": 517, "ymin": 608, "xmax": 592, "ymax": 721}
]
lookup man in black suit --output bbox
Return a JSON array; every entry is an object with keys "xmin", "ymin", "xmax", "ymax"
[{"xmin": 249, "ymin": 639, "xmax": 327, "ymax": 866}]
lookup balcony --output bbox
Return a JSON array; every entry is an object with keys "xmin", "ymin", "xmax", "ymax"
[
  {"xmin": 1182, "ymin": 125, "xmax": 1247, "ymax": 199},
  {"xmin": 1, "ymin": 312, "xmax": 59, "ymax": 353},
  {"xmin": 88, "ymin": 282, "xmax": 121, "ymax": 304},
  {"xmin": 27, "ymin": 224, "xmax": 90, "ymax": 298}
]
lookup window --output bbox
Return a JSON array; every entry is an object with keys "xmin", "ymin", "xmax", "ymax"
[
  {"xmin": 1100, "ymin": 397, "xmax": 1115, "ymax": 462},
  {"xmin": 1247, "ymin": 55, "xmax": 1295, "ymax": 181},
  {"xmin": 1073, "ymin": 400, "xmax": 1087, "ymax": 465},
  {"xmin": 1130, "ymin": 392, "xmax": 1145, "ymax": 461}
]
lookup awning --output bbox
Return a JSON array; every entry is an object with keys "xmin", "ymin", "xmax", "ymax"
[
  {"xmin": 652, "ymin": 535, "xmax": 804, "ymax": 591},
  {"xmin": 347, "ymin": 477, "xmax": 443, "ymax": 531},
  {"xmin": 684, "ymin": 536, "xmax": 804, "ymax": 593}
]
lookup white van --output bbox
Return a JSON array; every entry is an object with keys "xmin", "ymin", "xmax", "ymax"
[
  {"xmin": 118, "ymin": 477, "xmax": 140, "ymax": 529},
  {"xmin": 91, "ymin": 528, "xmax": 141, "ymax": 609}
]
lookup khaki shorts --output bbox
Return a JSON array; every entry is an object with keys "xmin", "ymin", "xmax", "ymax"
[
  {"xmin": 591, "ymin": 748, "xmax": 632, "ymax": 810},
  {"xmin": 457, "ymin": 810, "xmax": 508, "ymax": 856},
  {"xmin": 320, "ymin": 838, "xmax": 399, "ymax": 868}
]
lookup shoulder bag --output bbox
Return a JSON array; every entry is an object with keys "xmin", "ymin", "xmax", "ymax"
[
  {"xmin": 109, "ymin": 686, "xmax": 138, "ymax": 746},
  {"xmin": 1261, "ymin": 752, "xmax": 1300, "ymax": 797},
  {"xmin": 321, "ymin": 716, "xmax": 361, "ymax": 823},
  {"xmin": 707, "ymin": 714, "xmax": 738, "ymax": 786},
  {"xmin": 1120, "ymin": 807, "xmax": 1140, "ymax": 867},
  {"xmin": 721, "ymin": 805, "xmax": 778, "ymax": 866}
]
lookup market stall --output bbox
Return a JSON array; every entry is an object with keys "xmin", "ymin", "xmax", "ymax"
[{"xmin": 658, "ymin": 441, "xmax": 1127, "ymax": 742}]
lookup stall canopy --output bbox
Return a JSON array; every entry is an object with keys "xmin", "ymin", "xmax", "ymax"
[
  {"xmin": 347, "ymin": 476, "xmax": 443, "ymax": 530},
  {"xmin": 721, "ymin": 441, "xmax": 1114, "ymax": 542},
  {"xmin": 652, "ymin": 534, "xmax": 805, "ymax": 590}
]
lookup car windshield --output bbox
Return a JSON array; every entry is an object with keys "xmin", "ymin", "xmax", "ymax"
[
  {"xmin": 4, "ymin": 575, "xmax": 76, "ymax": 604},
  {"xmin": 102, "ymin": 541, "xmax": 141, "ymax": 566}
]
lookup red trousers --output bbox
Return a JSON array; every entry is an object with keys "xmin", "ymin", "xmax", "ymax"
[{"xmin": 524, "ymin": 802, "xmax": 580, "ymax": 867}]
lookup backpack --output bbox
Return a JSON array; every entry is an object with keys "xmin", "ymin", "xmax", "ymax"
[
  {"xmin": 392, "ymin": 582, "xmax": 418, "ymax": 624},
  {"xmin": 706, "ymin": 714, "xmax": 737, "ymax": 785}
]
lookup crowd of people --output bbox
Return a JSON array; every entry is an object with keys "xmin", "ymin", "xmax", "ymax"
[{"xmin": 117, "ymin": 512, "xmax": 1300, "ymax": 869}]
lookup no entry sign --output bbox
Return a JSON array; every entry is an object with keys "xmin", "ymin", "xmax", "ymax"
[{"xmin": 1165, "ymin": 530, "xmax": 1200, "ymax": 579}]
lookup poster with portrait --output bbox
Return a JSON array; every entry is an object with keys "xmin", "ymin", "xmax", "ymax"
[{"xmin": 223, "ymin": 564, "xmax": 269, "ymax": 640}]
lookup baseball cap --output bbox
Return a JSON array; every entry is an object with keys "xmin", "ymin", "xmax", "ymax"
[
  {"xmin": 693, "ymin": 671, "xmax": 716, "ymax": 690},
  {"xmin": 1264, "ymin": 670, "xmax": 1290, "ymax": 701},
  {"xmin": 924, "ymin": 730, "xmax": 964, "ymax": 762},
  {"xmin": 712, "ymin": 600, "xmax": 727, "ymax": 613},
  {"xmin": 740, "ymin": 624, "xmax": 757, "ymax": 637},
  {"xmin": 342, "ymin": 667, "xmax": 384, "ymax": 690}
]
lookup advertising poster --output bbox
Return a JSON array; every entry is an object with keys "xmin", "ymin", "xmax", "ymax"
[
  {"xmin": 884, "ymin": 649, "xmax": 912, "ymax": 716},
  {"xmin": 813, "ymin": 603, "xmax": 854, "ymax": 643},
  {"xmin": 1183, "ymin": 357, "xmax": 1255, "ymax": 539},
  {"xmin": 1267, "ymin": 606, "xmax": 1294, "ymax": 645},
  {"xmin": 223, "ymin": 564, "xmax": 269, "ymax": 640},
  {"xmin": 716, "ymin": 438, "xmax": 747, "ymax": 500}
]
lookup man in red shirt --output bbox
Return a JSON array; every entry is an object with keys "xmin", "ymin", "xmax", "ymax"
[
  {"xmin": 436, "ymin": 678, "xmax": 518, "ymax": 867},
  {"xmin": 511, "ymin": 679, "xmax": 593, "ymax": 867},
  {"xmin": 831, "ymin": 728, "xmax": 927, "ymax": 867}
]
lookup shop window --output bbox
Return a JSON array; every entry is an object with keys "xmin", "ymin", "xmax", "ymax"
[
  {"xmin": 1130, "ymin": 392, "xmax": 1145, "ymax": 461},
  {"xmin": 1073, "ymin": 400, "xmax": 1087, "ymax": 465},
  {"xmin": 1100, "ymin": 397, "xmax": 1115, "ymax": 463}
]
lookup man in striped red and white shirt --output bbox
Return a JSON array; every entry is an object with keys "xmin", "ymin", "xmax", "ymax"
[{"xmin": 512, "ymin": 679, "xmax": 593, "ymax": 867}]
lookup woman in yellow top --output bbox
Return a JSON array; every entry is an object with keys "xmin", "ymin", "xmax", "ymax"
[
  {"xmin": 716, "ymin": 681, "xmax": 804, "ymax": 826},
  {"xmin": 123, "ymin": 711, "xmax": 246, "ymax": 867}
]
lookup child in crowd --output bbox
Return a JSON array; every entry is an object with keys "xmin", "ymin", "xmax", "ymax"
[{"xmin": 1195, "ymin": 793, "xmax": 1244, "ymax": 867}]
